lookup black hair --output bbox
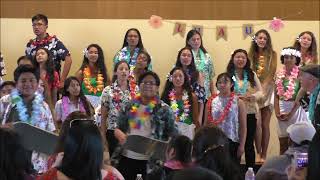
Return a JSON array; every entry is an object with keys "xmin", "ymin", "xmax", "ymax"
[
  {"xmin": 185, "ymin": 29, "xmax": 208, "ymax": 53},
  {"xmin": 62, "ymin": 76, "xmax": 93, "ymax": 117},
  {"xmin": 161, "ymin": 67, "xmax": 194, "ymax": 115},
  {"xmin": 226, "ymin": 49, "xmax": 256, "ymax": 88},
  {"xmin": 0, "ymin": 128, "xmax": 34, "ymax": 180},
  {"xmin": 58, "ymin": 119, "xmax": 103, "ymax": 180},
  {"xmin": 0, "ymin": 81, "xmax": 15, "ymax": 91},
  {"xmin": 32, "ymin": 47, "xmax": 55, "ymax": 84},
  {"xmin": 14, "ymin": 64, "xmax": 40, "ymax": 82},
  {"xmin": 122, "ymin": 28, "xmax": 144, "ymax": 50},
  {"xmin": 112, "ymin": 60, "xmax": 130, "ymax": 83},
  {"xmin": 193, "ymin": 126, "xmax": 242, "ymax": 180},
  {"xmin": 138, "ymin": 71, "xmax": 160, "ymax": 86},
  {"xmin": 175, "ymin": 46, "xmax": 199, "ymax": 85},
  {"xmin": 54, "ymin": 111, "xmax": 89, "ymax": 153},
  {"xmin": 137, "ymin": 50, "xmax": 152, "ymax": 71},
  {"xmin": 17, "ymin": 55, "xmax": 32, "ymax": 65},
  {"xmin": 79, "ymin": 44, "xmax": 110, "ymax": 86},
  {"xmin": 280, "ymin": 47, "xmax": 301, "ymax": 66},
  {"xmin": 215, "ymin": 72, "xmax": 235, "ymax": 92},
  {"xmin": 31, "ymin": 14, "xmax": 48, "ymax": 25},
  {"xmin": 167, "ymin": 135, "xmax": 192, "ymax": 164},
  {"xmin": 172, "ymin": 167, "xmax": 223, "ymax": 180}
]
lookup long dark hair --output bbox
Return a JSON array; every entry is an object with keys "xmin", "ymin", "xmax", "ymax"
[
  {"xmin": 293, "ymin": 31, "xmax": 318, "ymax": 62},
  {"xmin": 226, "ymin": 49, "xmax": 256, "ymax": 87},
  {"xmin": 161, "ymin": 67, "xmax": 194, "ymax": 113},
  {"xmin": 62, "ymin": 76, "xmax": 93, "ymax": 117},
  {"xmin": 248, "ymin": 29, "xmax": 275, "ymax": 69},
  {"xmin": 122, "ymin": 28, "xmax": 144, "ymax": 50},
  {"xmin": 112, "ymin": 60, "xmax": 130, "ymax": 83},
  {"xmin": 32, "ymin": 47, "xmax": 55, "ymax": 84},
  {"xmin": 58, "ymin": 120, "xmax": 103, "ymax": 180},
  {"xmin": 175, "ymin": 47, "xmax": 199, "ymax": 85},
  {"xmin": 54, "ymin": 111, "xmax": 89, "ymax": 153},
  {"xmin": 193, "ymin": 126, "xmax": 241, "ymax": 180},
  {"xmin": 0, "ymin": 128, "xmax": 34, "ymax": 180},
  {"xmin": 185, "ymin": 30, "xmax": 208, "ymax": 53},
  {"xmin": 167, "ymin": 135, "xmax": 192, "ymax": 164},
  {"xmin": 79, "ymin": 44, "xmax": 109, "ymax": 86}
]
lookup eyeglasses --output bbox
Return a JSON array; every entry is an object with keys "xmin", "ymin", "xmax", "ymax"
[{"xmin": 69, "ymin": 119, "xmax": 97, "ymax": 128}]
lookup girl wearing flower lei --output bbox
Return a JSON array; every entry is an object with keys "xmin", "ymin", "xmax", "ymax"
[
  {"xmin": 174, "ymin": 47, "xmax": 206, "ymax": 126},
  {"xmin": 100, "ymin": 61, "xmax": 138, "ymax": 156},
  {"xmin": 248, "ymin": 29, "xmax": 277, "ymax": 162},
  {"xmin": 32, "ymin": 47, "xmax": 59, "ymax": 112},
  {"xmin": 185, "ymin": 30, "xmax": 215, "ymax": 100},
  {"xmin": 113, "ymin": 28, "xmax": 152, "ymax": 70},
  {"xmin": 161, "ymin": 67, "xmax": 199, "ymax": 139},
  {"xmin": 55, "ymin": 77, "xmax": 94, "ymax": 130},
  {"xmin": 76, "ymin": 44, "xmax": 110, "ymax": 109},
  {"xmin": 274, "ymin": 47, "xmax": 308, "ymax": 155},
  {"xmin": 226, "ymin": 49, "xmax": 263, "ymax": 168},
  {"xmin": 204, "ymin": 73, "xmax": 247, "ymax": 164}
]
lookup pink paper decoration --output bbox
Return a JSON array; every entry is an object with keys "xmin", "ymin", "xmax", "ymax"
[
  {"xmin": 269, "ymin": 17, "xmax": 284, "ymax": 32},
  {"xmin": 148, "ymin": 15, "xmax": 163, "ymax": 29}
]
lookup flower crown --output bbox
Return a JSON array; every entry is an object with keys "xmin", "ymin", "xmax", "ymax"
[
  {"xmin": 166, "ymin": 73, "xmax": 172, "ymax": 82},
  {"xmin": 280, "ymin": 48, "xmax": 301, "ymax": 58},
  {"xmin": 251, "ymin": 35, "xmax": 256, "ymax": 42}
]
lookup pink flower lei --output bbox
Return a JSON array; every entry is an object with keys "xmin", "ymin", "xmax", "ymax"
[
  {"xmin": 62, "ymin": 96, "xmax": 85, "ymax": 117},
  {"xmin": 275, "ymin": 66, "xmax": 299, "ymax": 100}
]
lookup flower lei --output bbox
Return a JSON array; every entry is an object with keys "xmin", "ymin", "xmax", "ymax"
[
  {"xmin": 275, "ymin": 66, "xmax": 299, "ymax": 100},
  {"xmin": 128, "ymin": 93, "xmax": 159, "ymax": 129},
  {"xmin": 256, "ymin": 55, "xmax": 265, "ymax": 78},
  {"xmin": 83, "ymin": 66, "xmax": 104, "ymax": 94},
  {"xmin": 11, "ymin": 89, "xmax": 43, "ymax": 124},
  {"xmin": 118, "ymin": 47, "xmax": 140, "ymax": 67},
  {"xmin": 192, "ymin": 49, "xmax": 206, "ymax": 72},
  {"xmin": 308, "ymin": 84, "xmax": 320, "ymax": 122},
  {"xmin": 111, "ymin": 81, "xmax": 135, "ymax": 111},
  {"xmin": 233, "ymin": 70, "xmax": 248, "ymax": 95},
  {"xmin": 207, "ymin": 92, "xmax": 235, "ymax": 125},
  {"xmin": 30, "ymin": 34, "xmax": 55, "ymax": 46},
  {"xmin": 62, "ymin": 96, "xmax": 85, "ymax": 117},
  {"xmin": 169, "ymin": 89, "xmax": 191, "ymax": 123}
]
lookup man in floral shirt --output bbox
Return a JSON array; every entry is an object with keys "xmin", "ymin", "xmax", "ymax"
[
  {"xmin": 2, "ymin": 65, "xmax": 55, "ymax": 173},
  {"xmin": 25, "ymin": 14, "xmax": 72, "ymax": 87}
]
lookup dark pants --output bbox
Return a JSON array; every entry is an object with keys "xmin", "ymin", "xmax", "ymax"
[
  {"xmin": 228, "ymin": 139, "xmax": 241, "ymax": 165},
  {"xmin": 106, "ymin": 129, "xmax": 118, "ymax": 157},
  {"xmin": 245, "ymin": 114, "xmax": 257, "ymax": 168},
  {"xmin": 117, "ymin": 156, "xmax": 147, "ymax": 180}
]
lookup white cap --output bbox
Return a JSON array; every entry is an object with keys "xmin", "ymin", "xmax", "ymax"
[{"xmin": 287, "ymin": 121, "xmax": 316, "ymax": 144}]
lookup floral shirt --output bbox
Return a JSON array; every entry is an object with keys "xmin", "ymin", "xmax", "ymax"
[
  {"xmin": 2, "ymin": 96, "xmax": 55, "ymax": 173},
  {"xmin": 0, "ymin": 52, "xmax": 6, "ymax": 77},
  {"xmin": 113, "ymin": 46, "xmax": 152, "ymax": 70},
  {"xmin": 25, "ymin": 33, "xmax": 70, "ymax": 72},
  {"xmin": 100, "ymin": 81, "xmax": 134, "ymax": 130},
  {"xmin": 192, "ymin": 50, "xmax": 215, "ymax": 99},
  {"xmin": 117, "ymin": 100, "xmax": 177, "ymax": 141}
]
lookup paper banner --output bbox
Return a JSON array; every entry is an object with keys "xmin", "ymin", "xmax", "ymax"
[
  {"xmin": 173, "ymin": 22, "xmax": 187, "ymax": 37},
  {"xmin": 242, "ymin": 24, "xmax": 254, "ymax": 39},
  {"xmin": 216, "ymin": 26, "xmax": 227, "ymax": 41},
  {"xmin": 192, "ymin": 25, "xmax": 204, "ymax": 36}
]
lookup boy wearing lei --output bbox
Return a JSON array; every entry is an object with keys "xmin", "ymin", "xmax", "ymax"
[
  {"xmin": 2, "ymin": 65, "xmax": 55, "ymax": 173},
  {"xmin": 114, "ymin": 71, "xmax": 176, "ymax": 180}
]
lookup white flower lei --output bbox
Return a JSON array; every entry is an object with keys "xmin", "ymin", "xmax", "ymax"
[
  {"xmin": 11, "ymin": 89, "xmax": 44, "ymax": 124},
  {"xmin": 280, "ymin": 48, "xmax": 301, "ymax": 58}
]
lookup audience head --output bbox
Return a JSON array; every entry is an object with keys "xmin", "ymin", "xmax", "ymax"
[
  {"xmin": 0, "ymin": 128, "xmax": 34, "ymax": 180},
  {"xmin": 138, "ymin": 71, "xmax": 160, "ymax": 98},
  {"xmin": 31, "ymin": 14, "xmax": 48, "ymax": 36},
  {"xmin": 14, "ymin": 65, "xmax": 40, "ymax": 98},
  {"xmin": 17, "ymin": 56, "xmax": 33, "ymax": 66},
  {"xmin": 287, "ymin": 121, "xmax": 316, "ymax": 146},
  {"xmin": 299, "ymin": 64, "xmax": 320, "ymax": 92},
  {"xmin": 166, "ymin": 135, "xmax": 192, "ymax": 164},
  {"xmin": 122, "ymin": 28, "xmax": 144, "ymax": 49},
  {"xmin": 112, "ymin": 60, "xmax": 130, "ymax": 83},
  {"xmin": 172, "ymin": 167, "xmax": 223, "ymax": 180},
  {"xmin": 186, "ymin": 29, "xmax": 207, "ymax": 53},
  {"xmin": 0, "ymin": 81, "xmax": 15, "ymax": 97},
  {"xmin": 193, "ymin": 126, "xmax": 241, "ymax": 180},
  {"xmin": 59, "ymin": 119, "xmax": 103, "ymax": 180},
  {"xmin": 280, "ymin": 47, "xmax": 301, "ymax": 66}
]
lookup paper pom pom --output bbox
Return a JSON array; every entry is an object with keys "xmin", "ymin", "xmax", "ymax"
[
  {"xmin": 269, "ymin": 17, "xmax": 284, "ymax": 32},
  {"xmin": 148, "ymin": 15, "xmax": 163, "ymax": 29}
]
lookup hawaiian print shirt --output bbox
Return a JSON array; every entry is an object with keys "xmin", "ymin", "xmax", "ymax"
[
  {"xmin": 100, "ymin": 81, "xmax": 135, "ymax": 130},
  {"xmin": 113, "ymin": 46, "xmax": 152, "ymax": 70},
  {"xmin": 192, "ymin": 50, "xmax": 215, "ymax": 99},
  {"xmin": 25, "ymin": 33, "xmax": 70, "ymax": 72},
  {"xmin": 2, "ymin": 97, "xmax": 55, "ymax": 173},
  {"xmin": 117, "ymin": 100, "xmax": 177, "ymax": 141}
]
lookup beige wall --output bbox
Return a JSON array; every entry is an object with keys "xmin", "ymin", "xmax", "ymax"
[{"xmin": 1, "ymin": 18, "xmax": 319, "ymax": 158}]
